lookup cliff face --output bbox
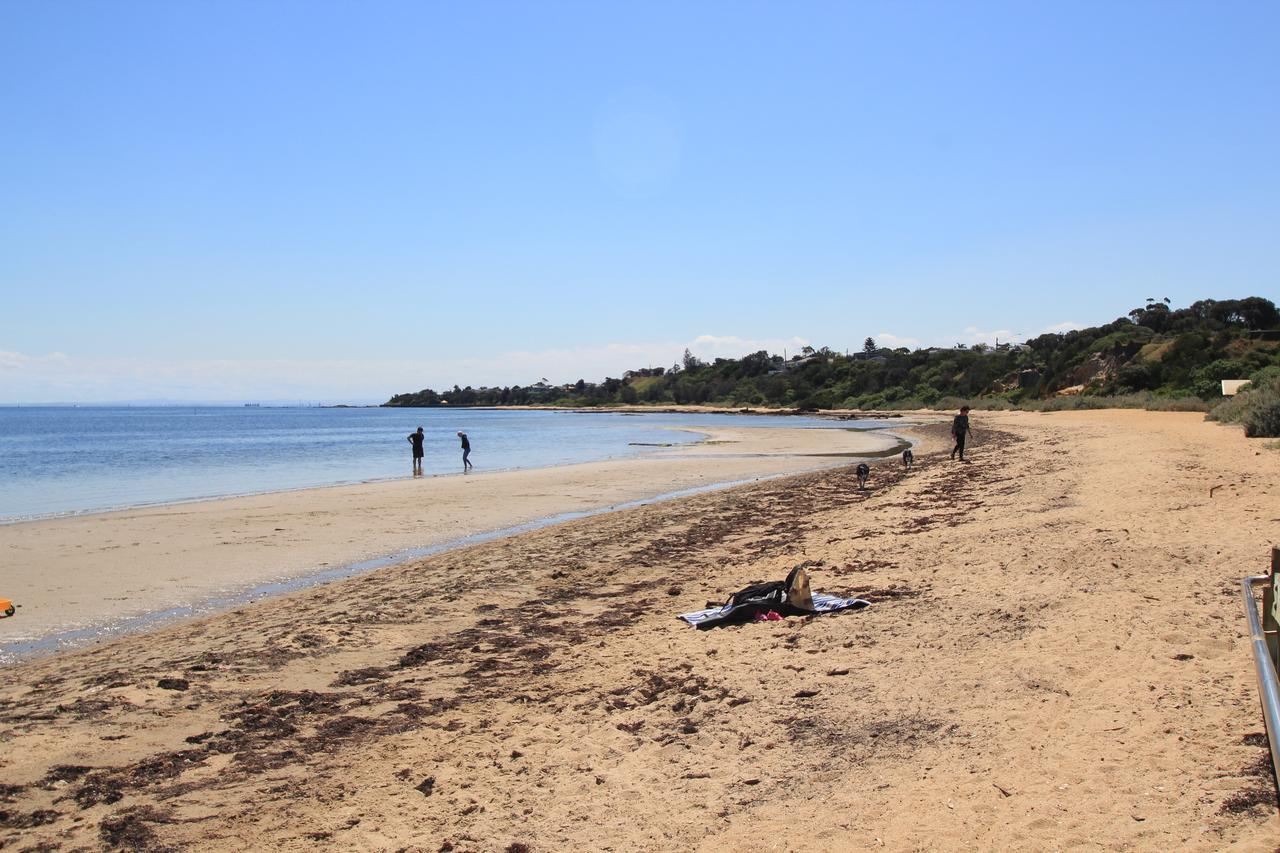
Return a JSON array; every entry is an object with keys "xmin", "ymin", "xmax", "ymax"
[
  {"xmin": 1065, "ymin": 350, "xmax": 1128, "ymax": 390},
  {"xmin": 987, "ymin": 368, "xmax": 1045, "ymax": 395}
]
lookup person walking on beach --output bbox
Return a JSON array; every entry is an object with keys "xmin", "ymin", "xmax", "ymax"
[
  {"xmin": 407, "ymin": 426, "xmax": 425, "ymax": 476},
  {"xmin": 951, "ymin": 406, "xmax": 973, "ymax": 462},
  {"xmin": 457, "ymin": 431, "xmax": 472, "ymax": 471}
]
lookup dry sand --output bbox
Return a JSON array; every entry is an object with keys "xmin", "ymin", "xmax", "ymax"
[
  {"xmin": 1, "ymin": 410, "xmax": 1278, "ymax": 850},
  {"xmin": 0, "ymin": 424, "xmax": 904, "ymax": 652}
]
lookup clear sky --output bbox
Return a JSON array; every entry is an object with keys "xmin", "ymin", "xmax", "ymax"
[{"xmin": 2, "ymin": 1, "xmax": 1277, "ymax": 402}]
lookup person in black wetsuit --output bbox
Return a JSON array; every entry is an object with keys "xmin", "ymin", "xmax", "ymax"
[
  {"xmin": 407, "ymin": 426, "xmax": 425, "ymax": 475},
  {"xmin": 951, "ymin": 406, "xmax": 973, "ymax": 462},
  {"xmin": 457, "ymin": 431, "xmax": 472, "ymax": 471}
]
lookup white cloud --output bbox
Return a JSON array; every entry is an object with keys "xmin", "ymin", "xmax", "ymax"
[
  {"xmin": 955, "ymin": 326, "xmax": 1019, "ymax": 347},
  {"xmin": 0, "ymin": 350, "xmax": 69, "ymax": 370},
  {"xmin": 0, "ymin": 335, "xmax": 813, "ymax": 403},
  {"xmin": 874, "ymin": 332, "xmax": 921, "ymax": 349},
  {"xmin": 686, "ymin": 335, "xmax": 810, "ymax": 359}
]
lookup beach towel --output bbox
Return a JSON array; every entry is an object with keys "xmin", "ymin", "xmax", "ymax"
[{"xmin": 678, "ymin": 593, "xmax": 870, "ymax": 630}]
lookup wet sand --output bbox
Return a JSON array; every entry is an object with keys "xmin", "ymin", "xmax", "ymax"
[
  {"xmin": 0, "ymin": 425, "xmax": 905, "ymax": 656},
  {"xmin": 1, "ymin": 410, "xmax": 1277, "ymax": 850}
]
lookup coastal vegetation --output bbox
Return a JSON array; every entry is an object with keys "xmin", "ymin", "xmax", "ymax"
[{"xmin": 385, "ymin": 297, "xmax": 1280, "ymax": 435}]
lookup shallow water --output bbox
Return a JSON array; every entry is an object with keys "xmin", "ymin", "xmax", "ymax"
[{"xmin": 0, "ymin": 407, "xmax": 892, "ymax": 521}]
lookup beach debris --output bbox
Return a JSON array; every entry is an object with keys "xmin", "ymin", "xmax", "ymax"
[
  {"xmin": 793, "ymin": 690, "xmax": 820, "ymax": 699},
  {"xmin": 993, "ymin": 782, "xmax": 1012, "ymax": 798},
  {"xmin": 0, "ymin": 808, "xmax": 59, "ymax": 829},
  {"xmin": 156, "ymin": 678, "xmax": 189, "ymax": 691},
  {"xmin": 0, "ymin": 598, "xmax": 15, "ymax": 618},
  {"xmin": 98, "ymin": 805, "xmax": 174, "ymax": 848},
  {"xmin": 41, "ymin": 765, "xmax": 93, "ymax": 789},
  {"xmin": 415, "ymin": 776, "xmax": 435, "ymax": 796}
]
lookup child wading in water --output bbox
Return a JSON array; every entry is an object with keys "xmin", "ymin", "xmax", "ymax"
[
  {"xmin": 457, "ymin": 431, "xmax": 472, "ymax": 471},
  {"xmin": 951, "ymin": 406, "xmax": 973, "ymax": 462}
]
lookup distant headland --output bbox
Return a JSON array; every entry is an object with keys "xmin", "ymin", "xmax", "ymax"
[{"xmin": 384, "ymin": 297, "xmax": 1280, "ymax": 436}]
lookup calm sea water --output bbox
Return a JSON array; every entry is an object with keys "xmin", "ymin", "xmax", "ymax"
[{"xmin": 0, "ymin": 407, "xmax": 885, "ymax": 521}]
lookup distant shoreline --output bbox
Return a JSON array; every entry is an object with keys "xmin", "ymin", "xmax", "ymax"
[{"xmin": 380, "ymin": 402, "xmax": 915, "ymax": 419}]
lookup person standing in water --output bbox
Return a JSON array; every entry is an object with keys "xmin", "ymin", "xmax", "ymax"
[
  {"xmin": 951, "ymin": 406, "xmax": 973, "ymax": 462},
  {"xmin": 457, "ymin": 431, "xmax": 472, "ymax": 471},
  {"xmin": 407, "ymin": 426, "xmax": 425, "ymax": 475}
]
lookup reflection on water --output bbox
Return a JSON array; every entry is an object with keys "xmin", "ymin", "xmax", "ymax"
[{"xmin": 0, "ymin": 407, "xmax": 896, "ymax": 520}]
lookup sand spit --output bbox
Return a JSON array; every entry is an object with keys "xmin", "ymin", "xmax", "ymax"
[{"xmin": 1, "ymin": 410, "xmax": 1277, "ymax": 850}]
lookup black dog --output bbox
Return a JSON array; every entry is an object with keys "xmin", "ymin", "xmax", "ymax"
[
  {"xmin": 902, "ymin": 449, "xmax": 914, "ymax": 471},
  {"xmin": 856, "ymin": 462, "xmax": 870, "ymax": 490}
]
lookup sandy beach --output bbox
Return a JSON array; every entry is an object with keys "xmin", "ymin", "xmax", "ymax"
[
  {"xmin": 0, "ymin": 424, "xmax": 906, "ymax": 655},
  {"xmin": 1, "ymin": 410, "xmax": 1278, "ymax": 850}
]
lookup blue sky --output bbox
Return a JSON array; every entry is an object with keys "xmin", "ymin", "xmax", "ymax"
[{"xmin": 2, "ymin": 1, "xmax": 1277, "ymax": 402}]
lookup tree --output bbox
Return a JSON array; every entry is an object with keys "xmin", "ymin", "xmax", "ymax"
[
  {"xmin": 682, "ymin": 348, "xmax": 705, "ymax": 371},
  {"xmin": 1235, "ymin": 297, "xmax": 1279, "ymax": 330},
  {"xmin": 863, "ymin": 337, "xmax": 877, "ymax": 354}
]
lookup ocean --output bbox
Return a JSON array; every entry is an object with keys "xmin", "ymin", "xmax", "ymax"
[{"xmin": 0, "ymin": 407, "xmax": 889, "ymax": 521}]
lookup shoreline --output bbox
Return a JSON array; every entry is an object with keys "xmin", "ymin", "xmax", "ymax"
[
  {"xmin": 1, "ymin": 409, "xmax": 1275, "ymax": 849},
  {"xmin": 397, "ymin": 402, "xmax": 920, "ymax": 419},
  {"xmin": 0, "ymin": 426, "xmax": 715, "ymax": 528},
  {"xmin": 0, "ymin": 424, "xmax": 908, "ymax": 661},
  {"xmin": 0, "ymin": 466, "xmax": 855, "ymax": 665},
  {"xmin": 0, "ymin": 410, "xmax": 917, "ymax": 526}
]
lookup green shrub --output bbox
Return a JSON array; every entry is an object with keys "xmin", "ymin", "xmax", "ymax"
[
  {"xmin": 923, "ymin": 392, "xmax": 1207, "ymax": 414},
  {"xmin": 932, "ymin": 396, "xmax": 970, "ymax": 411},
  {"xmin": 879, "ymin": 398, "xmax": 929, "ymax": 411},
  {"xmin": 1209, "ymin": 377, "xmax": 1280, "ymax": 436},
  {"xmin": 1245, "ymin": 399, "xmax": 1280, "ymax": 437},
  {"xmin": 1196, "ymin": 358, "xmax": 1253, "ymax": 382},
  {"xmin": 1208, "ymin": 392, "xmax": 1251, "ymax": 424},
  {"xmin": 1249, "ymin": 365, "xmax": 1280, "ymax": 387}
]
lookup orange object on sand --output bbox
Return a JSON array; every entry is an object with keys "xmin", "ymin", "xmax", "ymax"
[{"xmin": 0, "ymin": 599, "xmax": 14, "ymax": 618}]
